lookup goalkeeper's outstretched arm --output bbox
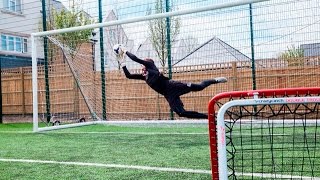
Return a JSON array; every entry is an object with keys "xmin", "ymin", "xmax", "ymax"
[
  {"xmin": 126, "ymin": 51, "xmax": 154, "ymax": 67},
  {"xmin": 118, "ymin": 45, "xmax": 153, "ymax": 68},
  {"xmin": 122, "ymin": 66, "xmax": 144, "ymax": 80}
]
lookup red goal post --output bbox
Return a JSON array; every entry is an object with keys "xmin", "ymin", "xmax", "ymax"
[{"xmin": 207, "ymin": 87, "xmax": 320, "ymax": 180}]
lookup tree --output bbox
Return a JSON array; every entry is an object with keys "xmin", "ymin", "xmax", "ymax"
[
  {"xmin": 42, "ymin": 0, "xmax": 93, "ymax": 60},
  {"xmin": 181, "ymin": 35, "xmax": 199, "ymax": 54},
  {"xmin": 279, "ymin": 45, "xmax": 304, "ymax": 66},
  {"xmin": 147, "ymin": 0, "xmax": 180, "ymax": 70}
]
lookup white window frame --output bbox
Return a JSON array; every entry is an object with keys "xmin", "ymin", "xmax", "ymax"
[
  {"xmin": 23, "ymin": 38, "xmax": 28, "ymax": 53},
  {"xmin": 0, "ymin": 34, "xmax": 28, "ymax": 53},
  {"xmin": 4, "ymin": 0, "xmax": 22, "ymax": 13}
]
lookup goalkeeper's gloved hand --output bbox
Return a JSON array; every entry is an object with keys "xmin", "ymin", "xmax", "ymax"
[
  {"xmin": 118, "ymin": 46, "xmax": 127, "ymax": 63},
  {"xmin": 117, "ymin": 55, "xmax": 126, "ymax": 68},
  {"xmin": 113, "ymin": 44, "xmax": 127, "ymax": 57},
  {"xmin": 114, "ymin": 44, "xmax": 127, "ymax": 67},
  {"xmin": 119, "ymin": 46, "xmax": 127, "ymax": 56}
]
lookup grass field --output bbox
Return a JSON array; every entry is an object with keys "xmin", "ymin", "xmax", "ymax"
[
  {"xmin": 0, "ymin": 122, "xmax": 212, "ymax": 180},
  {"xmin": 2, "ymin": 121, "xmax": 320, "ymax": 180}
]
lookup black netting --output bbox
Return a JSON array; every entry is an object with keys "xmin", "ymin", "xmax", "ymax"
[{"xmin": 217, "ymin": 93, "xmax": 320, "ymax": 179}]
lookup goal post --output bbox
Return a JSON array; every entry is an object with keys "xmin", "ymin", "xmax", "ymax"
[
  {"xmin": 31, "ymin": 35, "xmax": 102, "ymax": 132},
  {"xmin": 208, "ymin": 87, "xmax": 320, "ymax": 179}
]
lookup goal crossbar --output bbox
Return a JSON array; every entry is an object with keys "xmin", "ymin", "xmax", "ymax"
[{"xmin": 31, "ymin": 0, "xmax": 270, "ymax": 37}]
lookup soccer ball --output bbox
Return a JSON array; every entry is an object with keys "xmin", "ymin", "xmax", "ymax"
[{"xmin": 113, "ymin": 44, "xmax": 123, "ymax": 56}]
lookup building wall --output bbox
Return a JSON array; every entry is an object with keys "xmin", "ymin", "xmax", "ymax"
[
  {"xmin": 0, "ymin": 0, "xmax": 63, "ymax": 68},
  {"xmin": 0, "ymin": 0, "xmax": 42, "ymax": 55}
]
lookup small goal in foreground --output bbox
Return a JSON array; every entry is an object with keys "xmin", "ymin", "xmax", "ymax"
[{"xmin": 208, "ymin": 87, "xmax": 320, "ymax": 180}]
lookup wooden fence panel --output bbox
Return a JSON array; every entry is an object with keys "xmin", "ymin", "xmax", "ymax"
[{"xmin": 1, "ymin": 59, "xmax": 319, "ymax": 121}]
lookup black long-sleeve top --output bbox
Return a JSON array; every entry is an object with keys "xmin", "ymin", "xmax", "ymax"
[{"xmin": 122, "ymin": 52, "xmax": 170, "ymax": 95}]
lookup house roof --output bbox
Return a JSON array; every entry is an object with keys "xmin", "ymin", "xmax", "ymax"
[
  {"xmin": 134, "ymin": 36, "xmax": 250, "ymax": 68},
  {"xmin": 172, "ymin": 37, "xmax": 251, "ymax": 67},
  {"xmin": 48, "ymin": 0, "xmax": 65, "ymax": 12}
]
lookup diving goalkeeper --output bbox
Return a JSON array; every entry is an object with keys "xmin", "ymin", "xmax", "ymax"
[{"xmin": 115, "ymin": 45, "xmax": 227, "ymax": 119}]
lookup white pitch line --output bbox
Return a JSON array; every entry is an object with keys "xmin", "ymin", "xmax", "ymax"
[
  {"xmin": 0, "ymin": 131, "xmax": 207, "ymax": 135},
  {"xmin": 46, "ymin": 132, "xmax": 208, "ymax": 135},
  {"xmin": 1, "ymin": 158, "xmax": 319, "ymax": 179},
  {"xmin": 0, "ymin": 158, "xmax": 211, "ymax": 174},
  {"xmin": 0, "ymin": 131, "xmax": 291, "ymax": 136},
  {"xmin": 0, "ymin": 131, "xmax": 32, "ymax": 134}
]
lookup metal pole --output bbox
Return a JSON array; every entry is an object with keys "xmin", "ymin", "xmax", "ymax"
[
  {"xmin": 98, "ymin": 0, "xmax": 106, "ymax": 120},
  {"xmin": 41, "ymin": 0, "xmax": 51, "ymax": 123},
  {"xmin": 249, "ymin": 4, "xmax": 258, "ymax": 116},
  {"xmin": 90, "ymin": 31, "xmax": 97, "ymax": 71},
  {"xmin": 165, "ymin": 0, "xmax": 174, "ymax": 120},
  {"xmin": 249, "ymin": 4, "xmax": 257, "ymax": 90}
]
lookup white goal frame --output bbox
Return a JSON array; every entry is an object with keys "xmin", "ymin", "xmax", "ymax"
[{"xmin": 216, "ymin": 96, "xmax": 320, "ymax": 179}]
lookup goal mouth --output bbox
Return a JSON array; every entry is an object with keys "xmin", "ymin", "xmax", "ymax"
[{"xmin": 208, "ymin": 87, "xmax": 320, "ymax": 180}]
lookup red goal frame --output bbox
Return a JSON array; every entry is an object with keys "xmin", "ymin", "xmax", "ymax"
[{"xmin": 207, "ymin": 87, "xmax": 320, "ymax": 180}]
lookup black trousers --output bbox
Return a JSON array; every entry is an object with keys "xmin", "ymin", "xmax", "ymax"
[{"xmin": 164, "ymin": 79, "xmax": 216, "ymax": 119}]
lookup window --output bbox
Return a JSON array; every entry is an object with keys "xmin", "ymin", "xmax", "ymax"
[
  {"xmin": 15, "ymin": 37, "xmax": 21, "ymax": 52},
  {"xmin": 8, "ymin": 36, "xmax": 14, "ymax": 51},
  {"xmin": 1, "ymin": 35, "xmax": 6, "ymax": 50},
  {"xmin": 4, "ymin": 0, "xmax": 22, "ymax": 13},
  {"xmin": 0, "ymin": 34, "xmax": 27, "ymax": 53}
]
